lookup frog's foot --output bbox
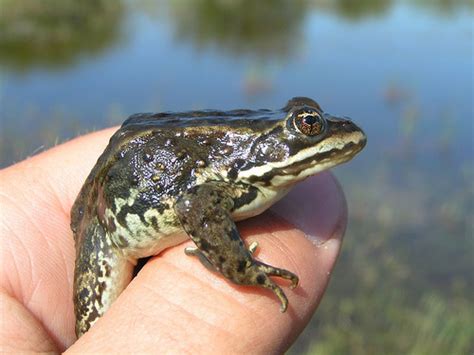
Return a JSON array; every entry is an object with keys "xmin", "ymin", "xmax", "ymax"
[
  {"xmin": 175, "ymin": 183, "xmax": 299, "ymax": 313},
  {"xmin": 185, "ymin": 244, "xmax": 298, "ymax": 312},
  {"xmin": 239, "ymin": 259, "xmax": 299, "ymax": 312}
]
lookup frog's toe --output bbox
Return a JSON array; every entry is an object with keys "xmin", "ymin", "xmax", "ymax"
[
  {"xmin": 248, "ymin": 241, "xmax": 258, "ymax": 254},
  {"xmin": 255, "ymin": 260, "xmax": 299, "ymax": 289},
  {"xmin": 248, "ymin": 261, "xmax": 299, "ymax": 312},
  {"xmin": 257, "ymin": 273, "xmax": 289, "ymax": 312},
  {"xmin": 185, "ymin": 246, "xmax": 216, "ymax": 271},
  {"xmin": 184, "ymin": 246, "xmax": 199, "ymax": 256}
]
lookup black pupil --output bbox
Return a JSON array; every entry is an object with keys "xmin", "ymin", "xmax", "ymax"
[{"xmin": 303, "ymin": 115, "xmax": 317, "ymax": 125}]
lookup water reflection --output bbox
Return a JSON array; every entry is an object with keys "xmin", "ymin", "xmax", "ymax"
[
  {"xmin": 411, "ymin": 0, "xmax": 474, "ymax": 15},
  {"xmin": 0, "ymin": 0, "xmax": 124, "ymax": 72},
  {"xmin": 307, "ymin": 0, "xmax": 471, "ymax": 19},
  {"xmin": 163, "ymin": 0, "xmax": 308, "ymax": 59},
  {"xmin": 150, "ymin": 0, "xmax": 472, "ymax": 63},
  {"xmin": 329, "ymin": 0, "xmax": 393, "ymax": 19}
]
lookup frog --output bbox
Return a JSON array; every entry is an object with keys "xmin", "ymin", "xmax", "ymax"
[{"xmin": 71, "ymin": 97, "xmax": 366, "ymax": 337}]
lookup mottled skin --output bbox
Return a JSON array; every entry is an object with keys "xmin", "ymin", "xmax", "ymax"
[{"xmin": 71, "ymin": 97, "xmax": 366, "ymax": 337}]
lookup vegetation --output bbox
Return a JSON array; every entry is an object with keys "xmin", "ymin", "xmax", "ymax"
[{"xmin": 0, "ymin": 0, "xmax": 123, "ymax": 71}]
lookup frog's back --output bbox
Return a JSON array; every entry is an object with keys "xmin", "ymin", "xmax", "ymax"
[
  {"xmin": 71, "ymin": 104, "xmax": 299, "ymax": 243},
  {"xmin": 121, "ymin": 108, "xmax": 284, "ymax": 132},
  {"xmin": 70, "ymin": 133, "xmax": 121, "ymax": 245},
  {"xmin": 71, "ymin": 124, "xmax": 201, "ymax": 243}
]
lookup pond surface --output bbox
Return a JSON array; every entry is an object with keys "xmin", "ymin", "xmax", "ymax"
[{"xmin": 1, "ymin": 0, "xmax": 473, "ymax": 353}]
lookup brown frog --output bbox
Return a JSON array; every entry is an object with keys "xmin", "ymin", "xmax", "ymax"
[{"xmin": 71, "ymin": 97, "xmax": 366, "ymax": 337}]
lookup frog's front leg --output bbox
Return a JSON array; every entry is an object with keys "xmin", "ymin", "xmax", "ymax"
[
  {"xmin": 175, "ymin": 183, "xmax": 299, "ymax": 312},
  {"xmin": 74, "ymin": 218, "xmax": 134, "ymax": 337}
]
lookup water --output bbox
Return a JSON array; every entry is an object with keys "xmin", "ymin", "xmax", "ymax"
[{"xmin": 1, "ymin": 0, "xmax": 472, "ymax": 353}]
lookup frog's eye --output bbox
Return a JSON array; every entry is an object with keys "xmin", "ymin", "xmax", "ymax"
[{"xmin": 293, "ymin": 112, "xmax": 324, "ymax": 136}]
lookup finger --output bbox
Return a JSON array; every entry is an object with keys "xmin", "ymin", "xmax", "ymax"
[
  {"xmin": 0, "ymin": 128, "xmax": 118, "ymax": 350},
  {"xmin": 0, "ymin": 292, "xmax": 59, "ymax": 353},
  {"xmin": 68, "ymin": 172, "xmax": 347, "ymax": 353}
]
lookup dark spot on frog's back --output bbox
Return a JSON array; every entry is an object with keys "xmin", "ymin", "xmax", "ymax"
[
  {"xmin": 129, "ymin": 176, "xmax": 139, "ymax": 186},
  {"xmin": 101, "ymin": 260, "xmax": 112, "ymax": 277},
  {"xmin": 78, "ymin": 287, "xmax": 90, "ymax": 300},
  {"xmin": 143, "ymin": 151, "xmax": 153, "ymax": 163},
  {"xmin": 149, "ymin": 215, "xmax": 159, "ymax": 230},
  {"xmin": 85, "ymin": 307, "xmax": 100, "ymax": 325},
  {"xmin": 227, "ymin": 169, "xmax": 238, "ymax": 181},
  {"xmin": 256, "ymin": 274, "xmax": 266, "ymax": 284}
]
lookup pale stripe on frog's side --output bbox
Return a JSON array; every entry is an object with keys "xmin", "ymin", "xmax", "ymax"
[{"xmin": 71, "ymin": 97, "xmax": 366, "ymax": 337}]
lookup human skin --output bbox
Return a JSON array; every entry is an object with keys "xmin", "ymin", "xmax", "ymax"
[{"xmin": 0, "ymin": 128, "xmax": 347, "ymax": 353}]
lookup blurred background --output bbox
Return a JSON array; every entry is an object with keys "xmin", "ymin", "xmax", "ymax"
[{"xmin": 0, "ymin": 0, "xmax": 472, "ymax": 353}]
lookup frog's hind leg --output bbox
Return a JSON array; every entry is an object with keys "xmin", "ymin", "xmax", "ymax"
[
  {"xmin": 175, "ymin": 183, "xmax": 299, "ymax": 313},
  {"xmin": 73, "ymin": 218, "xmax": 134, "ymax": 337}
]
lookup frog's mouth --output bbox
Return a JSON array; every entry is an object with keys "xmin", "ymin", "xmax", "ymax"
[
  {"xmin": 273, "ymin": 132, "xmax": 366, "ymax": 186},
  {"xmin": 238, "ymin": 118, "xmax": 366, "ymax": 187}
]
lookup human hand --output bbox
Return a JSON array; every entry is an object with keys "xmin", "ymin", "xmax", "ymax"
[{"xmin": 0, "ymin": 128, "xmax": 347, "ymax": 353}]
